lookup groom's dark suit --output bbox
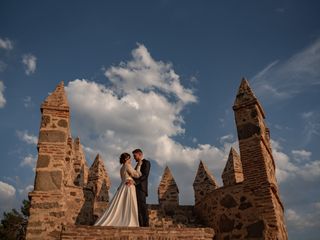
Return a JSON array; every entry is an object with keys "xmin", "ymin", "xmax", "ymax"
[{"xmin": 133, "ymin": 159, "xmax": 150, "ymax": 227}]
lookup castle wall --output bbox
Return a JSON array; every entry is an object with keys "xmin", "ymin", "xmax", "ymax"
[
  {"xmin": 26, "ymin": 79, "xmax": 288, "ymax": 240},
  {"xmin": 195, "ymin": 182, "xmax": 287, "ymax": 239},
  {"xmin": 60, "ymin": 225, "xmax": 215, "ymax": 240}
]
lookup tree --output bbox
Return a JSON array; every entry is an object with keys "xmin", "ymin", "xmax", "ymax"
[{"xmin": 0, "ymin": 199, "xmax": 30, "ymax": 240}]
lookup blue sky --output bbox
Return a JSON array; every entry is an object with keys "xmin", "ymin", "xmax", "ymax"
[{"xmin": 0, "ymin": 1, "xmax": 320, "ymax": 239}]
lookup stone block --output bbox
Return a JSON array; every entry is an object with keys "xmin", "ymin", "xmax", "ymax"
[
  {"xmin": 39, "ymin": 130, "xmax": 66, "ymax": 143},
  {"xmin": 36, "ymin": 155, "xmax": 50, "ymax": 168},
  {"xmin": 41, "ymin": 115, "xmax": 51, "ymax": 127},
  {"xmin": 246, "ymin": 220, "xmax": 264, "ymax": 238},
  {"xmin": 58, "ymin": 119, "xmax": 68, "ymax": 128},
  {"xmin": 220, "ymin": 194, "xmax": 237, "ymax": 208},
  {"xmin": 34, "ymin": 170, "xmax": 62, "ymax": 191}
]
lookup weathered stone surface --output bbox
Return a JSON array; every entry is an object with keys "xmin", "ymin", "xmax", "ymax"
[
  {"xmin": 41, "ymin": 81, "xmax": 69, "ymax": 109},
  {"xmin": 87, "ymin": 154, "xmax": 110, "ymax": 218},
  {"xmin": 39, "ymin": 130, "xmax": 66, "ymax": 143},
  {"xmin": 58, "ymin": 119, "xmax": 68, "ymax": 128},
  {"xmin": 220, "ymin": 194, "xmax": 237, "ymax": 208},
  {"xmin": 61, "ymin": 225, "xmax": 215, "ymax": 240},
  {"xmin": 246, "ymin": 220, "xmax": 265, "ymax": 238},
  {"xmin": 237, "ymin": 123, "xmax": 261, "ymax": 140},
  {"xmin": 158, "ymin": 166, "xmax": 179, "ymax": 209},
  {"xmin": 194, "ymin": 161, "xmax": 218, "ymax": 206},
  {"xmin": 222, "ymin": 148, "xmax": 243, "ymax": 186},
  {"xmin": 36, "ymin": 155, "xmax": 50, "ymax": 168},
  {"xmin": 219, "ymin": 214, "xmax": 234, "ymax": 232},
  {"xmin": 32, "ymin": 202, "xmax": 60, "ymax": 209},
  {"xmin": 41, "ymin": 115, "xmax": 50, "ymax": 127},
  {"xmin": 239, "ymin": 201, "xmax": 253, "ymax": 210},
  {"xmin": 34, "ymin": 170, "xmax": 62, "ymax": 191}
]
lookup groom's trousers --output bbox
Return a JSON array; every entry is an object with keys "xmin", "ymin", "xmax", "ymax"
[{"xmin": 136, "ymin": 190, "xmax": 149, "ymax": 227}]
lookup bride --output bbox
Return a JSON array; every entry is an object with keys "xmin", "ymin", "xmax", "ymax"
[{"xmin": 94, "ymin": 152, "xmax": 142, "ymax": 227}]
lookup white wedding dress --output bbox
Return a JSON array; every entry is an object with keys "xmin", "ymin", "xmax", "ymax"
[{"xmin": 94, "ymin": 163, "xmax": 141, "ymax": 227}]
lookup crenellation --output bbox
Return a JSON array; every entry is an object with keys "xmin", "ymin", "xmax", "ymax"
[
  {"xmin": 193, "ymin": 160, "xmax": 218, "ymax": 206},
  {"xmin": 222, "ymin": 147, "xmax": 243, "ymax": 186},
  {"xmin": 158, "ymin": 166, "xmax": 179, "ymax": 211},
  {"xmin": 87, "ymin": 154, "xmax": 111, "ymax": 220}
]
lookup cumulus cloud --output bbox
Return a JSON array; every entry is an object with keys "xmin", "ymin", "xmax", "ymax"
[
  {"xmin": 0, "ymin": 181, "xmax": 16, "ymax": 215},
  {"xmin": 292, "ymin": 149, "xmax": 312, "ymax": 162},
  {"xmin": 0, "ymin": 181, "xmax": 16, "ymax": 199},
  {"xmin": 20, "ymin": 154, "xmax": 37, "ymax": 169},
  {"xmin": 65, "ymin": 44, "xmax": 231, "ymax": 204},
  {"xmin": 22, "ymin": 54, "xmax": 37, "ymax": 75},
  {"xmin": 0, "ymin": 81, "xmax": 6, "ymax": 108},
  {"xmin": 18, "ymin": 185, "xmax": 34, "ymax": 196},
  {"xmin": 272, "ymin": 140, "xmax": 320, "ymax": 182},
  {"xmin": 0, "ymin": 37, "xmax": 13, "ymax": 50},
  {"xmin": 286, "ymin": 208, "xmax": 320, "ymax": 229},
  {"xmin": 251, "ymin": 38, "xmax": 320, "ymax": 102},
  {"xmin": 16, "ymin": 130, "xmax": 38, "ymax": 145},
  {"xmin": 105, "ymin": 44, "xmax": 197, "ymax": 105}
]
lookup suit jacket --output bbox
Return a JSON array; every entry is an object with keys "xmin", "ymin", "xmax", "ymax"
[{"xmin": 133, "ymin": 159, "xmax": 150, "ymax": 196}]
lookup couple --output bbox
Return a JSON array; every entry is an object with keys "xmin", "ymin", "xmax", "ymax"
[{"xmin": 94, "ymin": 149, "xmax": 151, "ymax": 227}]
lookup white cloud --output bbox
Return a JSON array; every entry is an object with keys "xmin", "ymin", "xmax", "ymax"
[
  {"xmin": 0, "ymin": 181, "xmax": 16, "ymax": 199},
  {"xmin": 291, "ymin": 149, "xmax": 312, "ymax": 162},
  {"xmin": 17, "ymin": 130, "xmax": 38, "ymax": 145},
  {"xmin": 0, "ymin": 181, "xmax": 16, "ymax": 214},
  {"xmin": 251, "ymin": 38, "xmax": 320, "ymax": 102},
  {"xmin": 219, "ymin": 134, "xmax": 234, "ymax": 144},
  {"xmin": 0, "ymin": 81, "xmax": 6, "ymax": 108},
  {"xmin": 286, "ymin": 208, "xmax": 320, "ymax": 229},
  {"xmin": 105, "ymin": 43, "xmax": 197, "ymax": 105},
  {"xmin": 65, "ymin": 44, "xmax": 231, "ymax": 204},
  {"xmin": 18, "ymin": 185, "xmax": 34, "ymax": 196},
  {"xmin": 22, "ymin": 54, "xmax": 37, "ymax": 75},
  {"xmin": 272, "ymin": 140, "xmax": 320, "ymax": 182},
  {"xmin": 0, "ymin": 37, "xmax": 13, "ymax": 50},
  {"xmin": 20, "ymin": 154, "xmax": 37, "ymax": 169},
  {"xmin": 23, "ymin": 96, "xmax": 34, "ymax": 108}
]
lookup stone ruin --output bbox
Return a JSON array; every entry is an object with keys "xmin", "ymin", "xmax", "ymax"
[{"xmin": 26, "ymin": 79, "xmax": 288, "ymax": 239}]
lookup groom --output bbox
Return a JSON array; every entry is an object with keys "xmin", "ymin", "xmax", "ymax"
[{"xmin": 132, "ymin": 149, "xmax": 151, "ymax": 227}]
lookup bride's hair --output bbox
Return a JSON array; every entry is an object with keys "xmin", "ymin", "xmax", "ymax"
[{"xmin": 119, "ymin": 152, "xmax": 131, "ymax": 164}]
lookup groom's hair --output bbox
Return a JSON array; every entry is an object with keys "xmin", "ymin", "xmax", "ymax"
[{"xmin": 132, "ymin": 149, "xmax": 143, "ymax": 154}]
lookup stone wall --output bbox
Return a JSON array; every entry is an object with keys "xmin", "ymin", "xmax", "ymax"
[
  {"xmin": 60, "ymin": 225, "xmax": 215, "ymax": 240},
  {"xmin": 148, "ymin": 204, "xmax": 201, "ymax": 228}
]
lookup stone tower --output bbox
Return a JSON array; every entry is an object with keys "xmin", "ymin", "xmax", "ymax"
[
  {"xmin": 233, "ymin": 78, "xmax": 287, "ymax": 239},
  {"xmin": 221, "ymin": 147, "xmax": 244, "ymax": 186},
  {"xmin": 193, "ymin": 160, "xmax": 218, "ymax": 206},
  {"xmin": 26, "ymin": 82, "xmax": 110, "ymax": 239},
  {"xmin": 158, "ymin": 166, "xmax": 179, "ymax": 211},
  {"xmin": 194, "ymin": 78, "xmax": 288, "ymax": 240}
]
